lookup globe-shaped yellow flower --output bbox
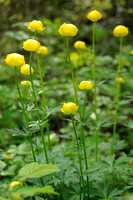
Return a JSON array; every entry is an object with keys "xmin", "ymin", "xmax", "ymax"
[
  {"xmin": 37, "ymin": 46, "xmax": 49, "ymax": 55},
  {"xmin": 28, "ymin": 20, "xmax": 45, "ymax": 31},
  {"xmin": 21, "ymin": 64, "xmax": 34, "ymax": 75},
  {"xmin": 87, "ymin": 10, "xmax": 102, "ymax": 22},
  {"xmin": 115, "ymin": 77, "xmax": 124, "ymax": 83},
  {"xmin": 74, "ymin": 41, "xmax": 87, "ymax": 50},
  {"xmin": 5, "ymin": 53, "xmax": 25, "ymax": 67},
  {"xmin": 131, "ymin": 51, "xmax": 133, "ymax": 55},
  {"xmin": 78, "ymin": 81, "xmax": 94, "ymax": 90},
  {"xmin": 6, "ymin": 154, "xmax": 11, "ymax": 159},
  {"xmin": 113, "ymin": 25, "xmax": 129, "ymax": 37},
  {"xmin": 9, "ymin": 181, "xmax": 22, "ymax": 189},
  {"xmin": 23, "ymin": 39, "xmax": 40, "ymax": 51},
  {"xmin": 61, "ymin": 102, "xmax": 79, "ymax": 114},
  {"xmin": 59, "ymin": 23, "xmax": 78, "ymax": 37},
  {"xmin": 21, "ymin": 80, "xmax": 31, "ymax": 86}
]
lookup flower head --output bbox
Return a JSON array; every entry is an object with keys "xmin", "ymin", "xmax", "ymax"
[
  {"xmin": 70, "ymin": 52, "xmax": 79, "ymax": 61},
  {"xmin": 6, "ymin": 154, "xmax": 11, "ymax": 159},
  {"xmin": 21, "ymin": 64, "xmax": 34, "ymax": 75},
  {"xmin": 61, "ymin": 102, "xmax": 79, "ymax": 114},
  {"xmin": 28, "ymin": 20, "xmax": 45, "ymax": 31},
  {"xmin": 9, "ymin": 181, "xmax": 22, "ymax": 189},
  {"xmin": 115, "ymin": 77, "xmax": 124, "ymax": 83},
  {"xmin": 113, "ymin": 25, "xmax": 129, "ymax": 37},
  {"xmin": 23, "ymin": 39, "xmax": 40, "ymax": 51},
  {"xmin": 5, "ymin": 53, "xmax": 25, "ymax": 67},
  {"xmin": 87, "ymin": 10, "xmax": 102, "ymax": 22},
  {"xmin": 59, "ymin": 23, "xmax": 78, "ymax": 37},
  {"xmin": 37, "ymin": 46, "xmax": 49, "ymax": 55},
  {"xmin": 21, "ymin": 80, "xmax": 31, "ymax": 86},
  {"xmin": 78, "ymin": 81, "xmax": 94, "ymax": 90},
  {"xmin": 130, "ymin": 51, "xmax": 133, "ymax": 55},
  {"xmin": 74, "ymin": 41, "xmax": 87, "ymax": 50}
]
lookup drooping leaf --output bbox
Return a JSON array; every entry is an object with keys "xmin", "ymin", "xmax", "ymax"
[{"xmin": 18, "ymin": 162, "xmax": 60, "ymax": 180}]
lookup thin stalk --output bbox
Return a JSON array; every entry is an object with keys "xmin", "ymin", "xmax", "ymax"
[
  {"xmin": 67, "ymin": 36, "xmax": 89, "ymax": 191},
  {"xmin": 14, "ymin": 66, "xmax": 36, "ymax": 161},
  {"xmin": 29, "ymin": 52, "xmax": 49, "ymax": 163},
  {"xmin": 71, "ymin": 114, "xmax": 85, "ymax": 200},
  {"xmin": 83, "ymin": 91, "xmax": 87, "ymax": 120},
  {"xmin": 36, "ymin": 53, "xmax": 52, "ymax": 153},
  {"xmin": 112, "ymin": 37, "xmax": 123, "ymax": 155},
  {"xmin": 93, "ymin": 22, "xmax": 99, "ymax": 161}
]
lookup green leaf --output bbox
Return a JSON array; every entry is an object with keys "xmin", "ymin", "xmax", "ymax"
[
  {"xmin": 35, "ymin": 196, "xmax": 45, "ymax": 200},
  {"xmin": 0, "ymin": 161, "xmax": 6, "ymax": 171},
  {"xmin": 0, "ymin": 197, "xmax": 7, "ymax": 200},
  {"xmin": 18, "ymin": 162, "xmax": 60, "ymax": 180},
  {"xmin": 15, "ymin": 185, "xmax": 58, "ymax": 196}
]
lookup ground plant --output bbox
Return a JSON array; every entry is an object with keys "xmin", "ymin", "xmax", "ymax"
[{"xmin": 1, "ymin": 6, "xmax": 133, "ymax": 200}]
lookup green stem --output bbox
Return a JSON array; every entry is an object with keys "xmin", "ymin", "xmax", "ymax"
[
  {"xmin": 93, "ymin": 22, "xmax": 99, "ymax": 161},
  {"xmin": 112, "ymin": 37, "xmax": 123, "ymax": 155},
  {"xmin": 14, "ymin": 66, "xmax": 36, "ymax": 161},
  {"xmin": 29, "ymin": 52, "xmax": 49, "ymax": 163},
  {"xmin": 71, "ymin": 114, "xmax": 85, "ymax": 199},
  {"xmin": 83, "ymin": 91, "xmax": 87, "ymax": 120},
  {"xmin": 36, "ymin": 53, "xmax": 52, "ymax": 153}
]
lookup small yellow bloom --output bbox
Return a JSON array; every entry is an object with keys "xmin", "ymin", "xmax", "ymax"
[
  {"xmin": 87, "ymin": 10, "xmax": 102, "ymax": 22},
  {"xmin": 74, "ymin": 41, "xmax": 87, "ymax": 50},
  {"xmin": 21, "ymin": 64, "xmax": 34, "ymax": 75},
  {"xmin": 23, "ymin": 39, "xmax": 41, "ymax": 51},
  {"xmin": 28, "ymin": 20, "xmax": 45, "ymax": 31},
  {"xmin": 59, "ymin": 23, "xmax": 78, "ymax": 36},
  {"xmin": 9, "ymin": 181, "xmax": 22, "ymax": 189},
  {"xmin": 115, "ymin": 77, "xmax": 124, "ymax": 83},
  {"xmin": 70, "ymin": 52, "xmax": 79, "ymax": 61},
  {"xmin": 61, "ymin": 102, "xmax": 79, "ymax": 114},
  {"xmin": 6, "ymin": 154, "xmax": 11, "ymax": 159},
  {"xmin": 5, "ymin": 53, "xmax": 25, "ymax": 67},
  {"xmin": 113, "ymin": 25, "xmax": 129, "ymax": 37},
  {"xmin": 37, "ymin": 46, "xmax": 49, "ymax": 55},
  {"xmin": 21, "ymin": 80, "xmax": 31, "ymax": 86},
  {"xmin": 78, "ymin": 81, "xmax": 94, "ymax": 90},
  {"xmin": 131, "ymin": 51, "xmax": 133, "ymax": 55}
]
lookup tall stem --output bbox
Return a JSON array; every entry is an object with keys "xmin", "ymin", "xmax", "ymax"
[
  {"xmin": 29, "ymin": 52, "xmax": 49, "ymax": 163},
  {"xmin": 112, "ymin": 37, "xmax": 123, "ymax": 154},
  {"xmin": 93, "ymin": 22, "xmax": 99, "ymax": 161},
  {"xmin": 14, "ymin": 66, "xmax": 36, "ymax": 161},
  {"xmin": 71, "ymin": 114, "xmax": 85, "ymax": 199},
  {"xmin": 36, "ymin": 53, "xmax": 52, "ymax": 153}
]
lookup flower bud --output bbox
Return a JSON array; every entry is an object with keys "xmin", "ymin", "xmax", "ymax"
[
  {"xmin": 78, "ymin": 81, "xmax": 94, "ymax": 90},
  {"xmin": 5, "ymin": 53, "xmax": 25, "ymax": 67},
  {"xmin": 87, "ymin": 10, "xmax": 102, "ymax": 22},
  {"xmin": 37, "ymin": 46, "xmax": 49, "ymax": 55},
  {"xmin": 59, "ymin": 23, "xmax": 78, "ymax": 37},
  {"xmin": 21, "ymin": 80, "xmax": 31, "ymax": 86},
  {"xmin": 115, "ymin": 77, "xmax": 124, "ymax": 83},
  {"xmin": 23, "ymin": 39, "xmax": 40, "ymax": 51},
  {"xmin": 61, "ymin": 102, "xmax": 79, "ymax": 114},
  {"xmin": 113, "ymin": 25, "xmax": 129, "ymax": 37},
  {"xmin": 28, "ymin": 20, "xmax": 45, "ymax": 31},
  {"xmin": 21, "ymin": 64, "xmax": 34, "ymax": 75},
  {"xmin": 74, "ymin": 41, "xmax": 86, "ymax": 50},
  {"xmin": 9, "ymin": 181, "xmax": 22, "ymax": 189}
]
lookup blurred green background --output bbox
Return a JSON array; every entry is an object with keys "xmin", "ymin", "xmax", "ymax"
[{"xmin": 0, "ymin": 0, "xmax": 133, "ymax": 150}]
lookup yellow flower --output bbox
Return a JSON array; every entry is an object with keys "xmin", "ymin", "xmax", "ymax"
[
  {"xmin": 59, "ymin": 23, "xmax": 78, "ymax": 36},
  {"xmin": 37, "ymin": 46, "xmax": 49, "ymax": 55},
  {"xmin": 115, "ymin": 77, "xmax": 124, "ymax": 83},
  {"xmin": 21, "ymin": 64, "xmax": 34, "ymax": 75},
  {"xmin": 5, "ymin": 53, "xmax": 25, "ymax": 67},
  {"xmin": 9, "ymin": 181, "xmax": 22, "ymax": 189},
  {"xmin": 131, "ymin": 51, "xmax": 133, "ymax": 55},
  {"xmin": 28, "ymin": 20, "xmax": 45, "ymax": 31},
  {"xmin": 61, "ymin": 102, "xmax": 79, "ymax": 114},
  {"xmin": 6, "ymin": 154, "xmax": 11, "ymax": 159},
  {"xmin": 113, "ymin": 25, "xmax": 129, "ymax": 37},
  {"xmin": 78, "ymin": 81, "xmax": 94, "ymax": 90},
  {"xmin": 74, "ymin": 41, "xmax": 87, "ymax": 50},
  {"xmin": 87, "ymin": 10, "xmax": 102, "ymax": 22},
  {"xmin": 21, "ymin": 80, "xmax": 31, "ymax": 86},
  {"xmin": 23, "ymin": 39, "xmax": 40, "ymax": 51},
  {"xmin": 70, "ymin": 52, "xmax": 79, "ymax": 61}
]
